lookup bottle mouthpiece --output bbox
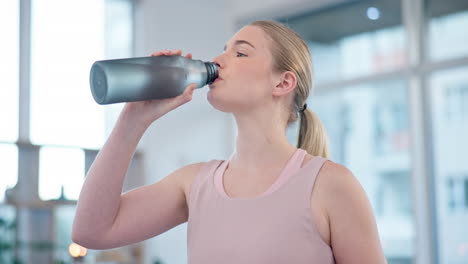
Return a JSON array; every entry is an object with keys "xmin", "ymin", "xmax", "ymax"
[{"xmin": 204, "ymin": 62, "xmax": 218, "ymax": 84}]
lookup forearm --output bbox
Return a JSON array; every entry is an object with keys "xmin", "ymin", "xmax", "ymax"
[{"xmin": 72, "ymin": 109, "xmax": 149, "ymax": 241}]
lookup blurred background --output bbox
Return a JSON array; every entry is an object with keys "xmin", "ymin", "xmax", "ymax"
[{"xmin": 0, "ymin": 0, "xmax": 467, "ymax": 263}]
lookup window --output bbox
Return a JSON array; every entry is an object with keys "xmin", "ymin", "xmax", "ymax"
[
  {"xmin": 29, "ymin": 0, "xmax": 133, "ymax": 149},
  {"xmin": 2, "ymin": 0, "xmax": 135, "ymax": 262},
  {"xmin": 282, "ymin": 0, "xmax": 406, "ymax": 84},
  {"xmin": 30, "ymin": 0, "xmax": 107, "ymax": 149},
  {"xmin": 430, "ymin": 66, "xmax": 468, "ymax": 264},
  {"xmin": 39, "ymin": 146, "xmax": 85, "ymax": 201},
  {"xmin": 283, "ymin": 1, "xmax": 413, "ymax": 263},
  {"xmin": 30, "ymin": 0, "xmax": 133, "ymax": 201},
  {"xmin": 54, "ymin": 205, "xmax": 79, "ymax": 262},
  {"xmin": 0, "ymin": 144, "xmax": 18, "ymax": 203},
  {"xmin": 0, "ymin": 0, "xmax": 19, "ymax": 142},
  {"xmin": 429, "ymin": 0, "xmax": 468, "ymax": 61},
  {"xmin": 0, "ymin": 205, "xmax": 16, "ymax": 263},
  {"xmin": 312, "ymin": 80, "xmax": 413, "ymax": 261}
]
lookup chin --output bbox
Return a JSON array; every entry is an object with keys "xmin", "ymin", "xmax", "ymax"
[
  {"xmin": 207, "ymin": 89, "xmax": 236, "ymax": 113},
  {"xmin": 207, "ymin": 90, "xmax": 225, "ymax": 112}
]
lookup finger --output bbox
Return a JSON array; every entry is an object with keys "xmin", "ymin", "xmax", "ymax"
[
  {"xmin": 172, "ymin": 49, "xmax": 182, "ymax": 56},
  {"xmin": 167, "ymin": 83, "xmax": 197, "ymax": 109},
  {"xmin": 185, "ymin": 53, "xmax": 193, "ymax": 59},
  {"xmin": 184, "ymin": 83, "xmax": 197, "ymax": 95},
  {"xmin": 151, "ymin": 50, "xmax": 169, "ymax": 56}
]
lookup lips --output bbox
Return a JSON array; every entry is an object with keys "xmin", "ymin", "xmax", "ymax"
[
  {"xmin": 209, "ymin": 78, "xmax": 221, "ymax": 88},
  {"xmin": 216, "ymin": 74, "xmax": 223, "ymax": 80}
]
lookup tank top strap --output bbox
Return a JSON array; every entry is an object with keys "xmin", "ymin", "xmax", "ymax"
[
  {"xmin": 214, "ymin": 160, "xmax": 229, "ymax": 197},
  {"xmin": 263, "ymin": 148, "xmax": 308, "ymax": 195},
  {"xmin": 213, "ymin": 149, "xmax": 308, "ymax": 198},
  {"xmin": 290, "ymin": 155, "xmax": 329, "ymax": 205}
]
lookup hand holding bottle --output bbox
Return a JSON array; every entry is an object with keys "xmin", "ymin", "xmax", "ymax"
[{"xmin": 121, "ymin": 49, "xmax": 198, "ymax": 128}]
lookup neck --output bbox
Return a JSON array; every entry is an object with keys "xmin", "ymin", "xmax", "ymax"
[{"xmin": 229, "ymin": 111, "xmax": 297, "ymax": 175}]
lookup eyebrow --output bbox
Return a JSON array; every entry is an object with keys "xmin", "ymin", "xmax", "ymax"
[{"xmin": 223, "ymin": 40, "xmax": 256, "ymax": 51}]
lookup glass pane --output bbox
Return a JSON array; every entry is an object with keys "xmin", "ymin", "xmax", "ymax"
[
  {"xmin": 429, "ymin": 0, "xmax": 468, "ymax": 61},
  {"xmin": 30, "ymin": 0, "xmax": 133, "ymax": 149},
  {"xmin": 104, "ymin": 0, "xmax": 134, "ymax": 132},
  {"xmin": 313, "ymin": 80, "xmax": 413, "ymax": 263},
  {"xmin": 0, "ymin": 1, "xmax": 19, "ymax": 142},
  {"xmin": 54, "ymin": 205, "xmax": 78, "ymax": 262},
  {"xmin": 0, "ymin": 205, "xmax": 16, "ymax": 263},
  {"xmin": 39, "ymin": 146, "xmax": 85, "ymax": 201},
  {"xmin": 282, "ymin": 0, "xmax": 406, "ymax": 84},
  {"xmin": 0, "ymin": 144, "xmax": 18, "ymax": 203},
  {"xmin": 105, "ymin": 0, "xmax": 134, "ymax": 59},
  {"xmin": 430, "ymin": 66, "xmax": 468, "ymax": 264}
]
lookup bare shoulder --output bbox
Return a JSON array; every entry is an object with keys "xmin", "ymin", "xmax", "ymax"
[
  {"xmin": 309, "ymin": 158, "xmax": 358, "ymax": 245},
  {"xmin": 315, "ymin": 160, "xmax": 371, "ymax": 217},
  {"xmin": 170, "ymin": 162, "xmax": 208, "ymax": 205},
  {"xmin": 315, "ymin": 160, "xmax": 387, "ymax": 263},
  {"xmin": 303, "ymin": 154, "xmax": 353, "ymax": 182},
  {"xmin": 315, "ymin": 160, "xmax": 360, "ymax": 198}
]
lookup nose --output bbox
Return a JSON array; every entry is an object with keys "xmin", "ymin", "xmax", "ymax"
[{"xmin": 212, "ymin": 53, "xmax": 225, "ymax": 69}]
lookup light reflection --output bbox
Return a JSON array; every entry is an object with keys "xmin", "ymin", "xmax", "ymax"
[
  {"xmin": 69, "ymin": 243, "xmax": 87, "ymax": 258},
  {"xmin": 367, "ymin": 7, "xmax": 380, "ymax": 21}
]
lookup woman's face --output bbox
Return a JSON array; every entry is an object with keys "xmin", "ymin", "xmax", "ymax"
[{"xmin": 208, "ymin": 25, "xmax": 278, "ymax": 113}]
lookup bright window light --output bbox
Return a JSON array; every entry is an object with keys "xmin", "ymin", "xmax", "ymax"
[
  {"xmin": 30, "ymin": 0, "xmax": 106, "ymax": 149},
  {"xmin": 0, "ymin": 1, "xmax": 19, "ymax": 142},
  {"xmin": 39, "ymin": 146, "xmax": 85, "ymax": 201}
]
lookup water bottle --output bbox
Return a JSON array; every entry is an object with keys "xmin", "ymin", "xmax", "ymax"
[{"xmin": 89, "ymin": 55, "xmax": 218, "ymax": 104}]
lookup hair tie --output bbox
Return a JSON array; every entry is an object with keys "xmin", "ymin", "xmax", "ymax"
[{"xmin": 299, "ymin": 103, "xmax": 307, "ymax": 113}]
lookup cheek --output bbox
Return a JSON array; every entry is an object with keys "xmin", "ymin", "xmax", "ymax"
[
  {"xmin": 234, "ymin": 63, "xmax": 272, "ymax": 92},
  {"xmin": 239, "ymin": 64, "xmax": 265, "ymax": 83},
  {"xmin": 206, "ymin": 60, "xmax": 274, "ymax": 110}
]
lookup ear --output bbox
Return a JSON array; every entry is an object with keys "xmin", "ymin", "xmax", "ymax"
[{"xmin": 272, "ymin": 71, "xmax": 297, "ymax": 96}]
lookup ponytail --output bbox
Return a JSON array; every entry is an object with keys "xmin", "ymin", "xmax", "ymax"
[
  {"xmin": 297, "ymin": 109, "xmax": 330, "ymax": 158},
  {"xmin": 249, "ymin": 20, "xmax": 329, "ymax": 158}
]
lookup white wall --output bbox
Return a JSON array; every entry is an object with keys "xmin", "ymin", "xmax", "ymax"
[{"xmin": 133, "ymin": 0, "xmax": 344, "ymax": 263}]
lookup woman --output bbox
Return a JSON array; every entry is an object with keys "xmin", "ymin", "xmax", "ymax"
[{"xmin": 73, "ymin": 20, "xmax": 387, "ymax": 263}]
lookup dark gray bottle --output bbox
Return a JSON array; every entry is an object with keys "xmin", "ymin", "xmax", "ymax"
[{"xmin": 89, "ymin": 55, "xmax": 218, "ymax": 104}]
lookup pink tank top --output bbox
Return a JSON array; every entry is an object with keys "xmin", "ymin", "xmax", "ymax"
[{"xmin": 187, "ymin": 148, "xmax": 335, "ymax": 264}]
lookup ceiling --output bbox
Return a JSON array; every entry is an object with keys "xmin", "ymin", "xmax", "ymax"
[{"xmin": 278, "ymin": 0, "xmax": 468, "ymax": 43}]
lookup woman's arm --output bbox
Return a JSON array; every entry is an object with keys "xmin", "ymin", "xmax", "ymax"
[
  {"xmin": 72, "ymin": 49, "xmax": 199, "ymax": 249},
  {"xmin": 72, "ymin": 106, "xmax": 201, "ymax": 249},
  {"xmin": 319, "ymin": 162, "xmax": 387, "ymax": 264}
]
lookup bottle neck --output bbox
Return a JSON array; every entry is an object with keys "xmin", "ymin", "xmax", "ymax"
[{"xmin": 204, "ymin": 62, "xmax": 218, "ymax": 84}]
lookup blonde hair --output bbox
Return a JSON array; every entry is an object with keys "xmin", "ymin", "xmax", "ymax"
[{"xmin": 250, "ymin": 20, "xmax": 330, "ymax": 158}]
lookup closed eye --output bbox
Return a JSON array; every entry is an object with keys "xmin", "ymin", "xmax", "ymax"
[{"xmin": 236, "ymin": 52, "xmax": 247, "ymax": 57}]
